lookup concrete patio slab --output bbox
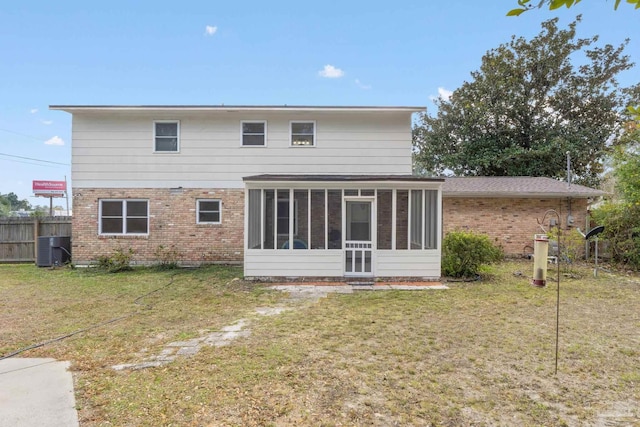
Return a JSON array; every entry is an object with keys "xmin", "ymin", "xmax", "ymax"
[{"xmin": 0, "ymin": 357, "xmax": 79, "ymax": 427}]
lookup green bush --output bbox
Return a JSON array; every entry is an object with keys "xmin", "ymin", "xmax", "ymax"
[
  {"xmin": 546, "ymin": 228, "xmax": 585, "ymax": 263},
  {"xmin": 591, "ymin": 202, "xmax": 640, "ymax": 269},
  {"xmin": 442, "ymin": 230, "xmax": 503, "ymax": 278},
  {"xmin": 93, "ymin": 247, "xmax": 135, "ymax": 273},
  {"xmin": 153, "ymin": 244, "xmax": 182, "ymax": 270}
]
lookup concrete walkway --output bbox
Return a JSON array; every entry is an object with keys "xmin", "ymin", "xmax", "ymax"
[{"xmin": 0, "ymin": 358, "xmax": 79, "ymax": 427}]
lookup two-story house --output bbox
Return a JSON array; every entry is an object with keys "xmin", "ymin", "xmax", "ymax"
[{"xmin": 50, "ymin": 105, "xmax": 443, "ymax": 280}]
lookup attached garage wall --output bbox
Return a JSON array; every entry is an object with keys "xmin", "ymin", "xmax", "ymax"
[{"xmin": 443, "ymin": 197, "xmax": 589, "ymax": 257}]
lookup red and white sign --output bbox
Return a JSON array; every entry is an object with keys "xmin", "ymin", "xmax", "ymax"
[{"xmin": 33, "ymin": 180, "xmax": 67, "ymax": 197}]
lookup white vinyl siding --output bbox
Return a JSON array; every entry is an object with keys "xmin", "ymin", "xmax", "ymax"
[
  {"xmin": 196, "ymin": 199, "xmax": 221, "ymax": 224},
  {"xmin": 154, "ymin": 121, "xmax": 179, "ymax": 152},
  {"xmin": 71, "ymin": 112, "xmax": 413, "ymax": 188},
  {"xmin": 99, "ymin": 199, "xmax": 149, "ymax": 235},
  {"xmin": 244, "ymin": 251, "xmax": 441, "ymax": 278},
  {"xmin": 376, "ymin": 251, "xmax": 441, "ymax": 277},
  {"xmin": 241, "ymin": 121, "xmax": 266, "ymax": 146},
  {"xmin": 244, "ymin": 251, "xmax": 344, "ymax": 277}
]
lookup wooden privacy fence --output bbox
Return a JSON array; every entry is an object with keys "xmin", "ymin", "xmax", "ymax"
[{"xmin": 0, "ymin": 217, "xmax": 72, "ymax": 263}]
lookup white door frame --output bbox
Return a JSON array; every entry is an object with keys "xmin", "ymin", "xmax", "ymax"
[{"xmin": 343, "ymin": 196, "xmax": 375, "ymax": 277}]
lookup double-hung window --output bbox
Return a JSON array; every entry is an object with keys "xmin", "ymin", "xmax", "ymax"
[
  {"xmin": 197, "ymin": 199, "xmax": 222, "ymax": 224},
  {"xmin": 154, "ymin": 121, "xmax": 179, "ymax": 152},
  {"xmin": 241, "ymin": 121, "xmax": 266, "ymax": 146},
  {"xmin": 99, "ymin": 200, "xmax": 149, "ymax": 235},
  {"xmin": 290, "ymin": 121, "xmax": 315, "ymax": 146}
]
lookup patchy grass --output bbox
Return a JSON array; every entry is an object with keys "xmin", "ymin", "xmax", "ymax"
[{"xmin": 1, "ymin": 262, "xmax": 639, "ymax": 426}]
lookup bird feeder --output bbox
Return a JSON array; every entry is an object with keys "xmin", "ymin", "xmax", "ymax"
[{"xmin": 532, "ymin": 234, "xmax": 549, "ymax": 287}]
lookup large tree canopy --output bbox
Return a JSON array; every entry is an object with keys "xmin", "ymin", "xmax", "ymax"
[{"xmin": 413, "ymin": 17, "xmax": 638, "ymax": 186}]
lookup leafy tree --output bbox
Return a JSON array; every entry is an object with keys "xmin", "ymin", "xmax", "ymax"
[
  {"xmin": 413, "ymin": 17, "xmax": 637, "ymax": 187},
  {"xmin": 0, "ymin": 192, "xmax": 31, "ymax": 211},
  {"xmin": 591, "ymin": 122, "xmax": 640, "ymax": 268},
  {"xmin": 30, "ymin": 205, "xmax": 49, "ymax": 218},
  {"xmin": 0, "ymin": 199, "xmax": 10, "ymax": 217},
  {"xmin": 508, "ymin": 0, "xmax": 640, "ymax": 16}
]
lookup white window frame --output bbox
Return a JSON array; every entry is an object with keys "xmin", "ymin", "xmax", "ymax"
[
  {"xmin": 289, "ymin": 121, "xmax": 316, "ymax": 147},
  {"xmin": 196, "ymin": 199, "xmax": 222, "ymax": 224},
  {"xmin": 240, "ymin": 120, "xmax": 267, "ymax": 147},
  {"xmin": 99, "ymin": 199, "xmax": 149, "ymax": 236},
  {"xmin": 153, "ymin": 120, "xmax": 180, "ymax": 153}
]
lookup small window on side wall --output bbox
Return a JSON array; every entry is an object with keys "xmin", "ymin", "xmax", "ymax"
[
  {"xmin": 290, "ymin": 121, "xmax": 315, "ymax": 146},
  {"xmin": 241, "ymin": 121, "xmax": 266, "ymax": 146},
  {"xmin": 154, "ymin": 121, "xmax": 179, "ymax": 152},
  {"xmin": 197, "ymin": 199, "xmax": 221, "ymax": 224}
]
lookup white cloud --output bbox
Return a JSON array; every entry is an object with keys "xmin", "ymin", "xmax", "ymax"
[
  {"xmin": 204, "ymin": 25, "xmax": 218, "ymax": 36},
  {"xmin": 30, "ymin": 108, "xmax": 38, "ymax": 114},
  {"xmin": 318, "ymin": 64, "xmax": 344, "ymax": 78},
  {"xmin": 355, "ymin": 79, "xmax": 371, "ymax": 90},
  {"xmin": 44, "ymin": 136, "xmax": 64, "ymax": 146},
  {"xmin": 430, "ymin": 87, "xmax": 453, "ymax": 102},
  {"xmin": 41, "ymin": 120, "xmax": 53, "ymax": 125}
]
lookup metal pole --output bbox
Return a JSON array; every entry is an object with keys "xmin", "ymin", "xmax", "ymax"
[
  {"xmin": 566, "ymin": 151, "xmax": 571, "ymax": 189},
  {"xmin": 594, "ymin": 236, "xmax": 599, "ymax": 277},
  {"xmin": 555, "ymin": 253, "xmax": 560, "ymax": 375},
  {"xmin": 64, "ymin": 175, "xmax": 69, "ymax": 215}
]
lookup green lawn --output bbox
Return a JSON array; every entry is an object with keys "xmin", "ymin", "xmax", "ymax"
[{"xmin": 1, "ymin": 262, "xmax": 638, "ymax": 426}]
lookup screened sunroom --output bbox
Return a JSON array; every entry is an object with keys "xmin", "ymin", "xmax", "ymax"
[{"xmin": 243, "ymin": 175, "xmax": 443, "ymax": 279}]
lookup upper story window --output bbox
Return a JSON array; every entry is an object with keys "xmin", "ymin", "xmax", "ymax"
[
  {"xmin": 197, "ymin": 199, "xmax": 221, "ymax": 224},
  {"xmin": 154, "ymin": 121, "xmax": 180, "ymax": 152},
  {"xmin": 290, "ymin": 121, "xmax": 315, "ymax": 147},
  {"xmin": 241, "ymin": 121, "xmax": 267, "ymax": 146},
  {"xmin": 99, "ymin": 199, "xmax": 149, "ymax": 235}
]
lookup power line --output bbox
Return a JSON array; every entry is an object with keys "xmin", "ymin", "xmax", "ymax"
[
  {"xmin": 0, "ymin": 128, "xmax": 46, "ymax": 142},
  {"xmin": 0, "ymin": 152, "xmax": 69, "ymax": 166},
  {"xmin": 0, "ymin": 157, "xmax": 59, "ymax": 168}
]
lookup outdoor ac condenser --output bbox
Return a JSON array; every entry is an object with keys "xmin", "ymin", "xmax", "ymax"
[{"xmin": 36, "ymin": 236, "xmax": 71, "ymax": 267}]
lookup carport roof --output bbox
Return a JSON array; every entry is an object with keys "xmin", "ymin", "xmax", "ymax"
[{"xmin": 442, "ymin": 177, "xmax": 606, "ymax": 198}]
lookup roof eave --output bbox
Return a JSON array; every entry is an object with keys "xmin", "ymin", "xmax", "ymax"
[
  {"xmin": 443, "ymin": 191, "xmax": 605, "ymax": 198},
  {"xmin": 49, "ymin": 105, "xmax": 426, "ymax": 113}
]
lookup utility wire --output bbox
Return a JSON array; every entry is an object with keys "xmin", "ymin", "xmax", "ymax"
[
  {"xmin": 0, "ymin": 157, "xmax": 60, "ymax": 168},
  {"xmin": 0, "ymin": 152, "xmax": 69, "ymax": 166},
  {"xmin": 0, "ymin": 128, "xmax": 49, "ymax": 142},
  {"xmin": 0, "ymin": 272, "xmax": 179, "ymax": 361}
]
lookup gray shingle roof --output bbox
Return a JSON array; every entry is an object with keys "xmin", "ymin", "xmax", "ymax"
[{"xmin": 442, "ymin": 177, "xmax": 605, "ymax": 198}]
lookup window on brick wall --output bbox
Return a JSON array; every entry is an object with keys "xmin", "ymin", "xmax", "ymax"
[
  {"xmin": 99, "ymin": 200, "xmax": 149, "ymax": 235},
  {"xmin": 197, "ymin": 199, "xmax": 221, "ymax": 224}
]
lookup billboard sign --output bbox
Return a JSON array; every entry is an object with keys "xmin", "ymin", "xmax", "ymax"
[{"xmin": 33, "ymin": 180, "xmax": 66, "ymax": 197}]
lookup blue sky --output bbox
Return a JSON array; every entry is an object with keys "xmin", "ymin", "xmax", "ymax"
[{"xmin": 1, "ymin": 1, "xmax": 637, "ymax": 206}]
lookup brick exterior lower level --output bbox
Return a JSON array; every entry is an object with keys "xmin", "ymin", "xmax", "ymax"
[
  {"xmin": 71, "ymin": 189, "xmax": 591, "ymax": 266},
  {"xmin": 442, "ymin": 197, "xmax": 588, "ymax": 257},
  {"xmin": 72, "ymin": 188, "xmax": 244, "ymax": 265}
]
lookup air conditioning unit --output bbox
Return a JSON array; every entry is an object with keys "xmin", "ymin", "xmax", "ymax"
[{"xmin": 36, "ymin": 236, "xmax": 71, "ymax": 267}]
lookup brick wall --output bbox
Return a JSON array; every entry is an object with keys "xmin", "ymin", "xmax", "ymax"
[
  {"xmin": 72, "ymin": 188, "xmax": 244, "ymax": 265},
  {"xmin": 442, "ymin": 197, "xmax": 589, "ymax": 256}
]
